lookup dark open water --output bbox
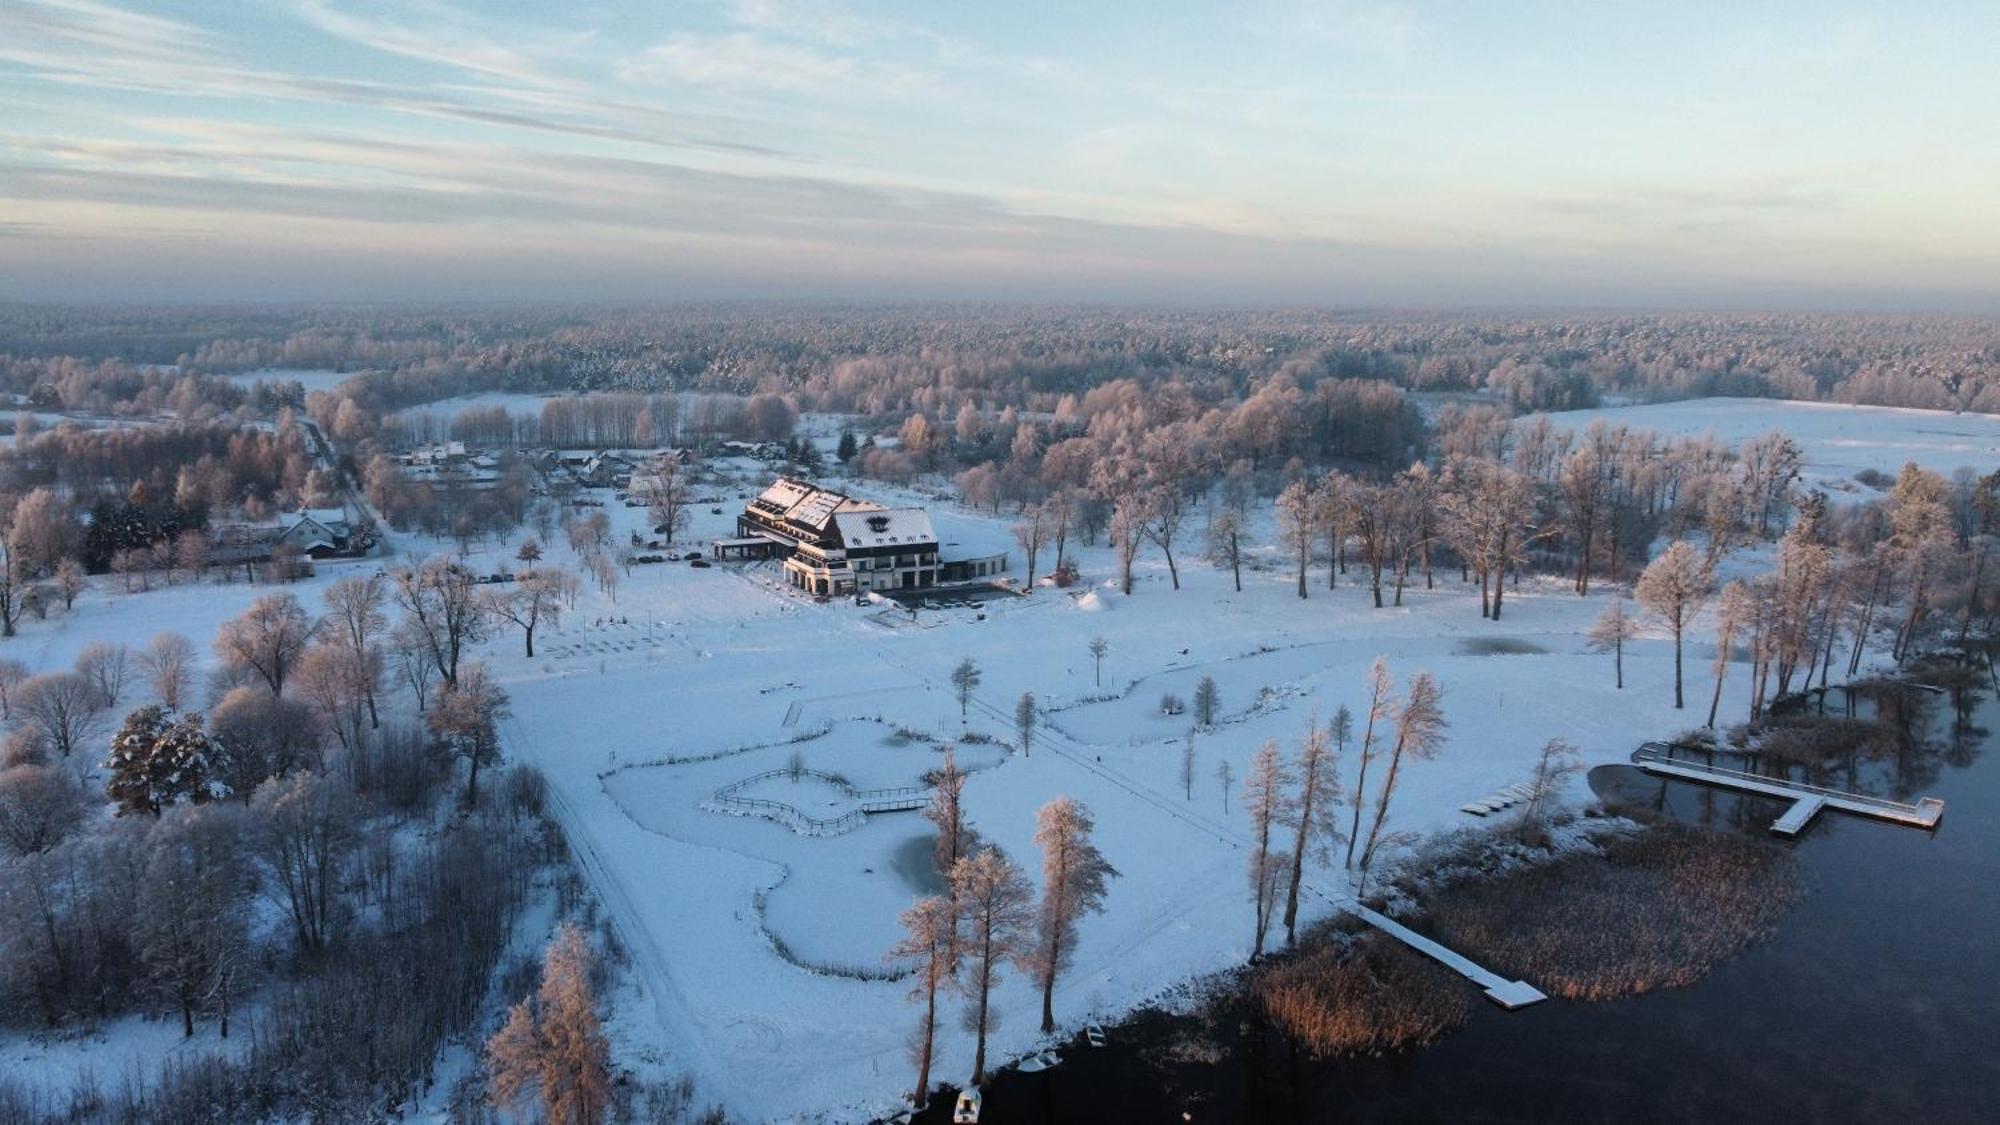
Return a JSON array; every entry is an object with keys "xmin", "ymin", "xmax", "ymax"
[{"xmin": 914, "ymin": 684, "xmax": 2000, "ymax": 1124}]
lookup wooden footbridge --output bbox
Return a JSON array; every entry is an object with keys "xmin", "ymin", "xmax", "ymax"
[{"xmin": 1634, "ymin": 743, "xmax": 1944, "ymax": 838}]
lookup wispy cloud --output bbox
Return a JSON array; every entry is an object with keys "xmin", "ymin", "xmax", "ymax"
[{"xmin": 617, "ymin": 31, "xmax": 937, "ymax": 95}]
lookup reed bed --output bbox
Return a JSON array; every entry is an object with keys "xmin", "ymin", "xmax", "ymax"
[{"xmin": 1426, "ymin": 825, "xmax": 1801, "ymax": 1001}]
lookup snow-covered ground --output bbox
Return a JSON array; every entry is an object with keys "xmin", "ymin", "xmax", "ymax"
[
  {"xmin": 1537, "ymin": 397, "xmax": 2000, "ymax": 494},
  {"xmin": 0, "ymin": 443, "xmax": 1875, "ymax": 1120},
  {"xmin": 473, "ymin": 462, "xmax": 1780, "ymax": 1121},
  {"xmin": 222, "ymin": 368, "xmax": 351, "ymax": 393}
]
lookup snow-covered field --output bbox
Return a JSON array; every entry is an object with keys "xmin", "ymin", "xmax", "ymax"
[
  {"xmin": 1, "ymin": 442, "xmax": 1888, "ymax": 1120},
  {"xmin": 470, "ymin": 465, "xmax": 1781, "ymax": 1121},
  {"xmin": 222, "ymin": 368, "xmax": 351, "ymax": 393},
  {"xmin": 1537, "ymin": 397, "xmax": 2000, "ymax": 494}
]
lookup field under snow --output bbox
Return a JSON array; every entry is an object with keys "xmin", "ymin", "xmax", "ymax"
[
  {"xmin": 1536, "ymin": 397, "xmax": 2000, "ymax": 495},
  {"xmin": 476, "ymin": 467, "xmax": 1790, "ymax": 1121},
  {"xmin": 11, "ymin": 399, "xmax": 1988, "ymax": 1118}
]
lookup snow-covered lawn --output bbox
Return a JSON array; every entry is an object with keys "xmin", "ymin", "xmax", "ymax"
[
  {"xmin": 0, "ymin": 455, "xmax": 1794, "ymax": 1121},
  {"xmin": 1536, "ymin": 397, "xmax": 2000, "ymax": 495},
  {"xmin": 479, "ymin": 467, "xmax": 1773, "ymax": 1121}
]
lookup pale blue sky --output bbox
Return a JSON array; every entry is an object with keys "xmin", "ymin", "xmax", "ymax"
[{"xmin": 2, "ymin": 0, "xmax": 1995, "ymax": 307}]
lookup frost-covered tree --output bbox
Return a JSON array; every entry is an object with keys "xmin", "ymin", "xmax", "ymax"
[
  {"xmin": 887, "ymin": 895, "xmax": 954, "ymax": 1110},
  {"xmin": 486, "ymin": 923, "xmax": 613, "ymax": 1125},
  {"xmin": 1588, "ymin": 598, "xmax": 1641, "ymax": 689},
  {"xmin": 950, "ymin": 848, "xmax": 1032, "ymax": 1086},
  {"xmin": 426, "ymin": 663, "xmax": 510, "ymax": 805},
  {"xmin": 1636, "ymin": 540, "xmax": 1712, "ymax": 709},
  {"xmin": 924, "ymin": 748, "xmax": 978, "ymax": 883},
  {"xmin": 137, "ymin": 632, "xmax": 197, "ymax": 712},
  {"xmin": 1282, "ymin": 714, "xmax": 1344, "ymax": 946},
  {"xmin": 1344, "ymin": 659, "xmax": 1394, "ymax": 870},
  {"xmin": 137, "ymin": 804, "xmax": 250, "ymax": 1038},
  {"xmin": 215, "ymin": 593, "xmax": 316, "ymax": 695},
  {"xmin": 252, "ymin": 772, "xmax": 356, "ymax": 953},
  {"xmin": 1359, "ymin": 672, "xmax": 1447, "ymax": 876},
  {"xmin": 320, "ymin": 573, "xmax": 389, "ymax": 727},
  {"xmin": 15, "ymin": 671, "xmax": 106, "ymax": 759},
  {"xmin": 1242, "ymin": 741, "xmax": 1293, "ymax": 958},
  {"xmin": 1520, "ymin": 737, "xmax": 1582, "ymax": 828},
  {"xmin": 489, "ymin": 567, "xmax": 567, "ymax": 658},
  {"xmin": 1709, "ymin": 581, "xmax": 1753, "ymax": 727},
  {"xmin": 74, "ymin": 641, "xmax": 130, "ymax": 709},
  {"xmin": 391, "ymin": 557, "xmax": 489, "ymax": 687},
  {"xmin": 0, "ymin": 764, "xmax": 85, "ymax": 856},
  {"xmin": 1029, "ymin": 797, "xmax": 1116, "ymax": 1032},
  {"xmin": 949, "ymin": 657, "xmax": 981, "ymax": 719},
  {"xmin": 1206, "ymin": 508, "xmax": 1244, "ymax": 592},
  {"xmin": 1277, "ymin": 478, "xmax": 1317, "ymax": 599},
  {"xmin": 1013, "ymin": 504, "xmax": 1048, "ymax": 588},
  {"xmin": 1179, "ymin": 728, "xmax": 1197, "ymax": 800}
]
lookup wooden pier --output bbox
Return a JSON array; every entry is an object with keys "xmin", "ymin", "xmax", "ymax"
[
  {"xmin": 1350, "ymin": 903, "xmax": 1548, "ymax": 1009},
  {"xmin": 1634, "ymin": 744, "xmax": 1944, "ymax": 837}
]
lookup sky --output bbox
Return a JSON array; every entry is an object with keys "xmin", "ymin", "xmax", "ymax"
[{"xmin": 1, "ymin": 0, "xmax": 1997, "ymax": 309}]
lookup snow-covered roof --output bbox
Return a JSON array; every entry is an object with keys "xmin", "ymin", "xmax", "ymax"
[
  {"xmin": 302, "ymin": 507, "xmax": 347, "ymax": 528},
  {"xmin": 833, "ymin": 508, "xmax": 936, "ymax": 549}
]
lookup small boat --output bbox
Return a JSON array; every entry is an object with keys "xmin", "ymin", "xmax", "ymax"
[
  {"xmin": 953, "ymin": 1088, "xmax": 982, "ymax": 1123},
  {"xmin": 1084, "ymin": 1024, "xmax": 1106, "ymax": 1048},
  {"xmin": 1459, "ymin": 803, "xmax": 1490, "ymax": 816},
  {"xmin": 1018, "ymin": 1049, "xmax": 1058, "ymax": 1073}
]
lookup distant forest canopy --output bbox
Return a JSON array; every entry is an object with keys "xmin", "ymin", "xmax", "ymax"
[{"xmin": 3, "ymin": 304, "xmax": 2000, "ymax": 416}]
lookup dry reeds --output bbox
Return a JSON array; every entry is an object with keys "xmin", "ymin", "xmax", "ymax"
[{"xmin": 1427, "ymin": 825, "xmax": 1800, "ymax": 1001}]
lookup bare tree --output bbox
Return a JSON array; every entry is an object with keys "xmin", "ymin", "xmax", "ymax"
[
  {"xmin": 427, "ymin": 662, "xmax": 510, "ymax": 805},
  {"xmin": 1206, "ymin": 508, "xmax": 1244, "ymax": 592},
  {"xmin": 14, "ymin": 672, "xmax": 105, "ymax": 759},
  {"xmin": 137, "ymin": 632, "xmax": 198, "ymax": 711},
  {"xmin": 1014, "ymin": 691, "xmax": 1036, "ymax": 756},
  {"xmin": 0, "ymin": 658, "xmax": 26, "ymax": 720},
  {"xmin": 54, "ymin": 558, "xmax": 86, "ymax": 611},
  {"xmin": 486, "ymin": 923, "xmax": 613, "ymax": 1125},
  {"xmin": 640, "ymin": 457, "xmax": 693, "ymax": 543},
  {"xmin": 1087, "ymin": 636, "xmax": 1108, "ymax": 687},
  {"xmin": 1214, "ymin": 757, "xmax": 1233, "ymax": 816},
  {"xmin": 1636, "ymin": 540, "xmax": 1713, "ymax": 709},
  {"xmin": 490, "ymin": 567, "xmax": 568, "ymax": 658},
  {"xmin": 1587, "ymin": 598, "xmax": 1641, "ymax": 689},
  {"xmin": 1013, "ymin": 503, "xmax": 1048, "ymax": 589},
  {"xmin": 136, "ymin": 805, "xmax": 250, "ymax": 1038},
  {"xmin": 215, "ymin": 593, "xmax": 316, "ymax": 695},
  {"xmin": 950, "ymin": 848, "xmax": 1032, "ymax": 1087},
  {"xmin": 1029, "ymin": 797, "xmax": 1116, "ymax": 1032},
  {"xmin": 887, "ymin": 895, "xmax": 954, "ymax": 1110},
  {"xmin": 1179, "ymin": 728, "xmax": 1196, "ymax": 800},
  {"xmin": 1520, "ymin": 738, "xmax": 1582, "ymax": 828},
  {"xmin": 950, "ymin": 657, "xmax": 981, "ymax": 719},
  {"xmin": 0, "ymin": 764, "xmax": 85, "ymax": 855},
  {"xmin": 1359, "ymin": 671, "xmax": 1447, "ymax": 876},
  {"xmin": 391, "ymin": 558, "xmax": 489, "ymax": 687},
  {"xmin": 321, "ymin": 573, "xmax": 389, "ymax": 728},
  {"xmin": 1282, "ymin": 713, "xmax": 1344, "ymax": 946},
  {"xmin": 74, "ymin": 641, "xmax": 131, "ymax": 708},
  {"xmin": 252, "ymin": 771, "xmax": 356, "ymax": 953},
  {"xmin": 1277, "ymin": 478, "xmax": 1316, "ymax": 599}
]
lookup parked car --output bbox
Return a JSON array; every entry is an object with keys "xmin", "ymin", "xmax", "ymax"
[{"xmin": 689, "ymin": 558, "xmax": 712, "ymax": 568}]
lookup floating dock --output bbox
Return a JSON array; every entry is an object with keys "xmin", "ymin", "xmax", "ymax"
[{"xmin": 1634, "ymin": 744, "xmax": 1944, "ymax": 837}]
